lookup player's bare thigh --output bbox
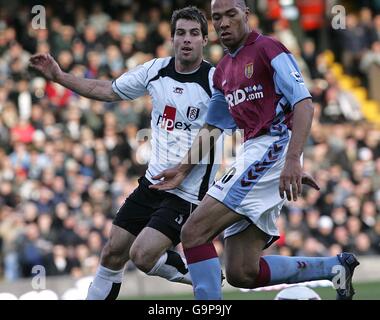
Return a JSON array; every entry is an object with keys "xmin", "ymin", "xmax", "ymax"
[
  {"xmin": 224, "ymin": 224, "xmax": 269, "ymax": 288},
  {"xmin": 129, "ymin": 227, "xmax": 173, "ymax": 272},
  {"xmin": 181, "ymin": 195, "xmax": 243, "ymax": 249}
]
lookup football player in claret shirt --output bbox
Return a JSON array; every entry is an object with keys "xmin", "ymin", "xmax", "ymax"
[{"xmin": 151, "ymin": 0, "xmax": 359, "ymax": 300}]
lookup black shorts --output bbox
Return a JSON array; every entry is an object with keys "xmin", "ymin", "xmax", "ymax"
[{"xmin": 113, "ymin": 177, "xmax": 197, "ymax": 246}]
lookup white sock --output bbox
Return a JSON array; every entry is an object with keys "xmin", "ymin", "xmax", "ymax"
[
  {"xmin": 147, "ymin": 251, "xmax": 192, "ymax": 285},
  {"xmin": 86, "ymin": 265, "xmax": 124, "ymax": 300}
]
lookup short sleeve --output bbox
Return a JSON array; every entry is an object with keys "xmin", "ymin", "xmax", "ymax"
[
  {"xmin": 270, "ymin": 52, "xmax": 312, "ymax": 108},
  {"xmin": 112, "ymin": 59, "xmax": 157, "ymax": 100}
]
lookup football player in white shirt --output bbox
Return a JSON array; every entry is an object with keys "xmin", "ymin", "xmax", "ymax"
[{"xmin": 30, "ymin": 7, "xmax": 219, "ymax": 300}]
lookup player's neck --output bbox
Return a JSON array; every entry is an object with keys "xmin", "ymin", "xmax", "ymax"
[
  {"xmin": 175, "ymin": 58, "xmax": 203, "ymax": 74},
  {"xmin": 228, "ymin": 28, "xmax": 251, "ymax": 54}
]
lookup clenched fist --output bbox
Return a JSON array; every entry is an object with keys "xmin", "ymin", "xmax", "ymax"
[{"xmin": 29, "ymin": 53, "xmax": 62, "ymax": 81}]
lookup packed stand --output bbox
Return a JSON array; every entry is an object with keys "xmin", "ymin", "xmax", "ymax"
[{"xmin": 0, "ymin": 0, "xmax": 379, "ymax": 280}]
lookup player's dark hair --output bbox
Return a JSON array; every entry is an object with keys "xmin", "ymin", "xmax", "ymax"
[{"xmin": 171, "ymin": 6, "xmax": 208, "ymax": 38}]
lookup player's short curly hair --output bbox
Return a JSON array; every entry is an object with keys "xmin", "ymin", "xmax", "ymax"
[{"xmin": 171, "ymin": 6, "xmax": 208, "ymax": 38}]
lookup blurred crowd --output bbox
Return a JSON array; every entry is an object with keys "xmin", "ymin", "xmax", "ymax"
[{"xmin": 0, "ymin": 0, "xmax": 379, "ymax": 281}]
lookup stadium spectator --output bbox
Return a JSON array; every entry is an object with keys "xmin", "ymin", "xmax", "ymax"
[{"xmin": 360, "ymin": 41, "xmax": 380, "ymax": 103}]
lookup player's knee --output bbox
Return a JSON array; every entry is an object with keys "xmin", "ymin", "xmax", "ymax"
[
  {"xmin": 101, "ymin": 241, "xmax": 127, "ymax": 269},
  {"xmin": 226, "ymin": 269, "xmax": 245, "ymax": 288},
  {"xmin": 181, "ymin": 222, "xmax": 204, "ymax": 248},
  {"xmin": 129, "ymin": 245, "xmax": 156, "ymax": 273},
  {"xmin": 226, "ymin": 266, "xmax": 260, "ymax": 289},
  {"xmin": 181, "ymin": 224, "xmax": 196, "ymax": 247}
]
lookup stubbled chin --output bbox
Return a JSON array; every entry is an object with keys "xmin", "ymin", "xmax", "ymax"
[
  {"xmin": 221, "ymin": 39, "xmax": 232, "ymax": 48},
  {"xmin": 178, "ymin": 56, "xmax": 194, "ymax": 64},
  {"xmin": 181, "ymin": 54, "xmax": 193, "ymax": 60},
  {"xmin": 221, "ymin": 39, "xmax": 237, "ymax": 50}
]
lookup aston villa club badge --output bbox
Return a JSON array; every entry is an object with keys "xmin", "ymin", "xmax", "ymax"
[
  {"xmin": 186, "ymin": 106, "xmax": 200, "ymax": 121},
  {"xmin": 245, "ymin": 62, "xmax": 254, "ymax": 79}
]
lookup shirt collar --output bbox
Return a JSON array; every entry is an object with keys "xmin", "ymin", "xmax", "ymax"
[{"xmin": 245, "ymin": 30, "xmax": 261, "ymax": 45}]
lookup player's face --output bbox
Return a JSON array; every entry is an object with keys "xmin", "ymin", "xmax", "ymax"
[
  {"xmin": 211, "ymin": 0, "xmax": 249, "ymax": 51},
  {"xmin": 173, "ymin": 19, "xmax": 207, "ymax": 69}
]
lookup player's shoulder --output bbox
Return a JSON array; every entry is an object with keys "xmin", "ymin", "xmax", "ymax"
[
  {"xmin": 144, "ymin": 57, "xmax": 174, "ymax": 85},
  {"xmin": 196, "ymin": 60, "xmax": 215, "ymax": 97},
  {"xmin": 200, "ymin": 60, "xmax": 215, "ymax": 79},
  {"xmin": 143, "ymin": 57, "xmax": 172, "ymax": 73},
  {"xmin": 148, "ymin": 57, "xmax": 214, "ymax": 79},
  {"xmin": 201, "ymin": 60, "xmax": 216, "ymax": 93},
  {"xmin": 147, "ymin": 56, "xmax": 212, "ymax": 75},
  {"xmin": 256, "ymin": 34, "xmax": 283, "ymax": 46},
  {"xmin": 200, "ymin": 59, "xmax": 214, "ymax": 70},
  {"xmin": 254, "ymin": 34, "xmax": 290, "ymax": 58}
]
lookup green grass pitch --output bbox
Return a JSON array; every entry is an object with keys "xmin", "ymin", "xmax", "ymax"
[{"xmin": 123, "ymin": 281, "xmax": 380, "ymax": 300}]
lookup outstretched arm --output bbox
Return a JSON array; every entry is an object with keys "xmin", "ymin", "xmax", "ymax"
[{"xmin": 29, "ymin": 53, "xmax": 120, "ymax": 102}]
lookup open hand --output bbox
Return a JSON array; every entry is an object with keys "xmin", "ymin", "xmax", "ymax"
[
  {"xmin": 29, "ymin": 53, "xmax": 62, "ymax": 81},
  {"xmin": 279, "ymin": 158, "xmax": 320, "ymax": 201},
  {"xmin": 149, "ymin": 167, "xmax": 187, "ymax": 191}
]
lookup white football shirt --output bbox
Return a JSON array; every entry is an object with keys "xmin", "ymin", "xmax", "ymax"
[{"xmin": 112, "ymin": 57, "xmax": 220, "ymax": 204}]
